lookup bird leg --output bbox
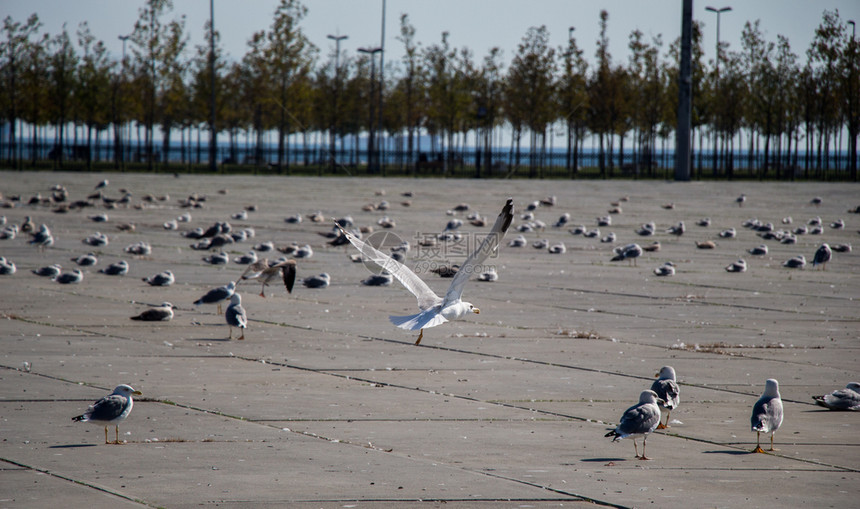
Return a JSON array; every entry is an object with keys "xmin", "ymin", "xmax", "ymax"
[
  {"xmin": 769, "ymin": 433, "xmax": 778, "ymax": 452},
  {"xmin": 752, "ymin": 431, "xmax": 766, "ymax": 453},
  {"xmin": 633, "ymin": 438, "xmax": 640, "ymax": 459},
  {"xmin": 414, "ymin": 329, "xmax": 424, "ymax": 345},
  {"xmin": 657, "ymin": 410, "xmax": 670, "ymax": 429},
  {"xmin": 228, "ymin": 326, "xmax": 233, "ymax": 340},
  {"xmin": 217, "ymin": 303, "xmax": 222, "ymax": 314},
  {"xmin": 639, "ymin": 437, "xmax": 651, "ymax": 460},
  {"xmin": 104, "ymin": 426, "xmax": 109, "ymax": 444},
  {"xmin": 259, "ymin": 283, "xmax": 266, "ymax": 298},
  {"xmin": 238, "ymin": 330, "xmax": 245, "ymax": 340},
  {"xmin": 115, "ymin": 425, "xmax": 121, "ymax": 444}
]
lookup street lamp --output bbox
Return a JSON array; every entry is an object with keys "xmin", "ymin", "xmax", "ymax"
[
  {"xmin": 706, "ymin": 6, "xmax": 731, "ymax": 176},
  {"xmin": 118, "ymin": 34, "xmax": 131, "ymax": 168},
  {"xmin": 327, "ymin": 34, "xmax": 348, "ymax": 169},
  {"xmin": 378, "ymin": 0, "xmax": 386, "ymax": 174},
  {"xmin": 705, "ymin": 6, "xmax": 732, "ymax": 74},
  {"xmin": 849, "ymin": 20, "xmax": 856, "ymax": 39},
  {"xmin": 209, "ymin": 0, "xmax": 217, "ymax": 172},
  {"xmin": 358, "ymin": 46, "xmax": 382, "ymax": 172},
  {"xmin": 569, "ymin": 26, "xmax": 575, "ymax": 42}
]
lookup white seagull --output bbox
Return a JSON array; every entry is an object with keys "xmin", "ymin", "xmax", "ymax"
[
  {"xmin": 72, "ymin": 384, "xmax": 141, "ymax": 444},
  {"xmin": 336, "ymin": 198, "xmax": 513, "ymax": 345}
]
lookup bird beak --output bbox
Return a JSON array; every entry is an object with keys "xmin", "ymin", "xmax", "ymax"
[
  {"xmin": 655, "ymin": 373, "xmax": 659, "ymax": 378},
  {"xmin": 133, "ymin": 391, "xmax": 143, "ymax": 396},
  {"xmin": 473, "ymin": 308, "xmax": 481, "ymax": 314}
]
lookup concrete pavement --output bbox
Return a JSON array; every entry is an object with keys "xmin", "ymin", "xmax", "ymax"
[{"xmin": 0, "ymin": 172, "xmax": 858, "ymax": 508}]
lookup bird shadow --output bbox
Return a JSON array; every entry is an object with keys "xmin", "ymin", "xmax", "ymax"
[
  {"xmin": 49, "ymin": 444, "xmax": 98, "ymax": 449},
  {"xmin": 702, "ymin": 450, "xmax": 751, "ymax": 456},
  {"xmin": 183, "ymin": 337, "xmax": 233, "ymax": 342},
  {"xmin": 579, "ymin": 457, "xmax": 628, "ymax": 463}
]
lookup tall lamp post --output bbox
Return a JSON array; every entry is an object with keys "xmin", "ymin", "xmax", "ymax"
[
  {"xmin": 706, "ymin": 6, "xmax": 731, "ymax": 176},
  {"xmin": 209, "ymin": 0, "xmax": 217, "ymax": 172},
  {"xmin": 327, "ymin": 34, "xmax": 348, "ymax": 170},
  {"xmin": 849, "ymin": 20, "xmax": 856, "ymax": 178},
  {"xmin": 378, "ymin": 0, "xmax": 386, "ymax": 174},
  {"xmin": 358, "ymin": 47, "xmax": 382, "ymax": 172},
  {"xmin": 118, "ymin": 34, "xmax": 130, "ymax": 168},
  {"xmin": 705, "ymin": 6, "xmax": 732, "ymax": 74}
]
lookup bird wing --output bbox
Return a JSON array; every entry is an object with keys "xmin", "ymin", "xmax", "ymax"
[
  {"xmin": 616, "ymin": 402, "xmax": 660, "ymax": 437},
  {"xmin": 227, "ymin": 304, "xmax": 247, "ymax": 327},
  {"xmin": 278, "ymin": 260, "xmax": 297, "ymax": 293},
  {"xmin": 336, "ymin": 222, "xmax": 441, "ymax": 311},
  {"xmin": 86, "ymin": 394, "xmax": 129, "ymax": 421},
  {"xmin": 650, "ymin": 379, "xmax": 680, "ymax": 409},
  {"xmin": 443, "ymin": 198, "xmax": 513, "ymax": 306},
  {"xmin": 751, "ymin": 396, "xmax": 782, "ymax": 432},
  {"xmin": 823, "ymin": 389, "xmax": 860, "ymax": 410}
]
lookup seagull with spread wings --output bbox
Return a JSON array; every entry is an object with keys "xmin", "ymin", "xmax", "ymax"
[
  {"xmin": 238, "ymin": 258, "xmax": 297, "ymax": 297},
  {"xmin": 336, "ymin": 198, "xmax": 513, "ymax": 345}
]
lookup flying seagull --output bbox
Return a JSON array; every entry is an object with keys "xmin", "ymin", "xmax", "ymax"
[
  {"xmin": 336, "ymin": 198, "xmax": 514, "ymax": 345},
  {"xmin": 239, "ymin": 258, "xmax": 297, "ymax": 297},
  {"xmin": 72, "ymin": 384, "xmax": 141, "ymax": 444}
]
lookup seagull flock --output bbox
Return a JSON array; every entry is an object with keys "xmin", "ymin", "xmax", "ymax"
[{"xmin": 1, "ymin": 179, "xmax": 856, "ymax": 456}]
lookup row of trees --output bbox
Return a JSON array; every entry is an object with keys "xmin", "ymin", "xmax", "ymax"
[{"xmin": 1, "ymin": 0, "xmax": 857, "ymax": 179}]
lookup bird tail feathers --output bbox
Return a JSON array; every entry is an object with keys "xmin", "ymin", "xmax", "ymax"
[{"xmin": 389, "ymin": 310, "xmax": 448, "ymax": 331}]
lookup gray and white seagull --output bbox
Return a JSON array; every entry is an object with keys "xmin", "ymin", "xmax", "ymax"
[
  {"xmin": 72, "ymin": 384, "xmax": 142, "ymax": 444},
  {"xmin": 605, "ymin": 389, "xmax": 663, "ymax": 460},
  {"xmin": 336, "ymin": 198, "xmax": 514, "ymax": 345}
]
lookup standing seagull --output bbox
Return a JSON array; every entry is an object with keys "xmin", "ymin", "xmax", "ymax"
[
  {"xmin": 650, "ymin": 366, "xmax": 680, "ymax": 429},
  {"xmin": 751, "ymin": 379, "xmax": 783, "ymax": 453},
  {"xmin": 29, "ymin": 224, "xmax": 54, "ymax": 248},
  {"xmin": 225, "ymin": 293, "xmax": 247, "ymax": 340},
  {"xmin": 611, "ymin": 243, "xmax": 643, "ymax": 266},
  {"xmin": 239, "ymin": 258, "xmax": 297, "ymax": 297},
  {"xmin": 605, "ymin": 390, "xmax": 663, "ymax": 460},
  {"xmin": 812, "ymin": 243, "xmax": 832, "ymax": 271},
  {"xmin": 336, "ymin": 198, "xmax": 514, "ymax": 345},
  {"xmin": 72, "ymin": 384, "xmax": 141, "ymax": 444},
  {"xmin": 194, "ymin": 281, "xmax": 236, "ymax": 314},
  {"xmin": 131, "ymin": 302, "xmax": 175, "ymax": 321}
]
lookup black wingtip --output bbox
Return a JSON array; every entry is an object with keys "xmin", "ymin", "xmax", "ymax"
[
  {"xmin": 283, "ymin": 263, "xmax": 297, "ymax": 294},
  {"xmin": 500, "ymin": 198, "xmax": 514, "ymax": 233}
]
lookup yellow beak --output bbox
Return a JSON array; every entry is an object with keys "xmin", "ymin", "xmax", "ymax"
[
  {"xmin": 473, "ymin": 308, "xmax": 481, "ymax": 314},
  {"xmin": 133, "ymin": 391, "xmax": 143, "ymax": 396}
]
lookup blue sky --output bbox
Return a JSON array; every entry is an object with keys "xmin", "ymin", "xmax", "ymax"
[{"xmin": 3, "ymin": 0, "xmax": 859, "ymax": 70}]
